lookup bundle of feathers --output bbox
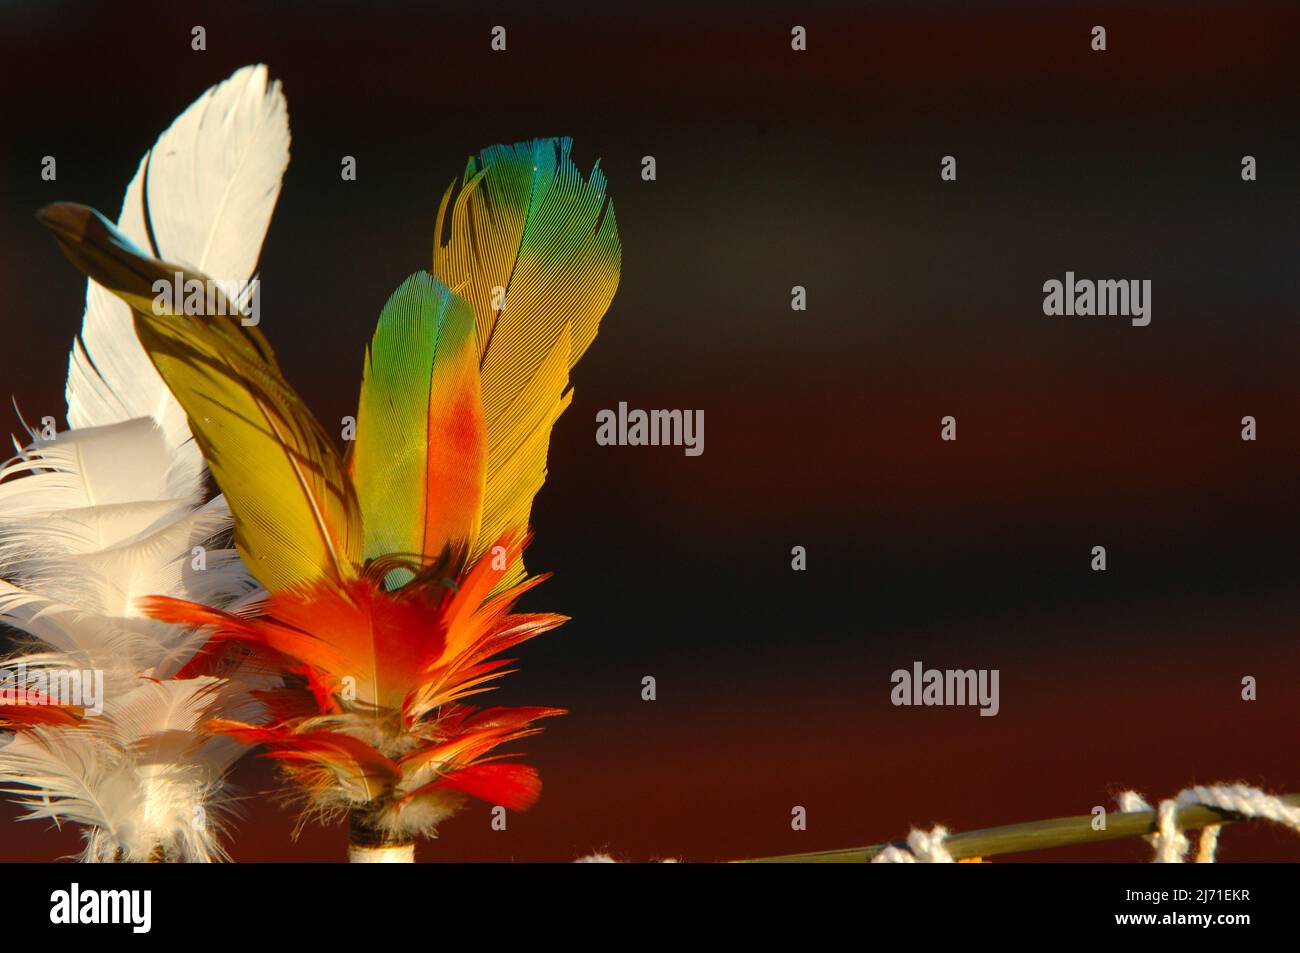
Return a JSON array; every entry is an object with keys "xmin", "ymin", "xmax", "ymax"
[
  {"xmin": 0, "ymin": 65, "xmax": 289, "ymax": 862},
  {"xmin": 38, "ymin": 134, "xmax": 621, "ymax": 857},
  {"xmin": 22, "ymin": 61, "xmax": 621, "ymax": 860}
]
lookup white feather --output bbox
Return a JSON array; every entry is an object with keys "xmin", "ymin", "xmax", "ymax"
[
  {"xmin": 0, "ymin": 418, "xmax": 194, "ymax": 516},
  {"xmin": 0, "ymin": 64, "xmax": 289, "ymax": 862},
  {"xmin": 0, "ymin": 579, "xmax": 184, "ymax": 691},
  {"xmin": 0, "ymin": 677, "xmax": 270, "ymax": 862},
  {"xmin": 65, "ymin": 64, "xmax": 289, "ymax": 488}
]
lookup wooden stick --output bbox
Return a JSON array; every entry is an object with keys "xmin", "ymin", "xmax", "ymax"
[{"xmin": 739, "ymin": 793, "xmax": 1300, "ymax": 863}]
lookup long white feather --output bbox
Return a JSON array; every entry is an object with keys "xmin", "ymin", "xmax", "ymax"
[
  {"xmin": 0, "ymin": 65, "xmax": 290, "ymax": 862},
  {"xmin": 66, "ymin": 63, "xmax": 289, "ymax": 487}
]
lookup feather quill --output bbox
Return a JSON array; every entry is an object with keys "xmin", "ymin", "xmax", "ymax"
[{"xmin": 0, "ymin": 65, "xmax": 288, "ymax": 861}]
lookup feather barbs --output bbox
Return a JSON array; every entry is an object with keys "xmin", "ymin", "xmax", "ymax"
[
  {"xmin": 351, "ymin": 272, "xmax": 487, "ymax": 587},
  {"xmin": 432, "ymin": 138, "xmax": 621, "ymax": 590},
  {"xmin": 40, "ymin": 203, "xmax": 364, "ymax": 593}
]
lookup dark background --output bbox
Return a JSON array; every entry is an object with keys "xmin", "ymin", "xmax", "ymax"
[{"xmin": 1, "ymin": 0, "xmax": 1298, "ymax": 861}]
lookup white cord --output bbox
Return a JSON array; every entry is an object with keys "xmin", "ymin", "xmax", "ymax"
[
  {"xmin": 578, "ymin": 784, "xmax": 1298, "ymax": 863},
  {"xmin": 870, "ymin": 825, "xmax": 955, "ymax": 863},
  {"xmin": 1116, "ymin": 784, "xmax": 1300, "ymax": 863}
]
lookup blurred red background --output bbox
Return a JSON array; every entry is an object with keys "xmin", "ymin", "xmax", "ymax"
[{"xmin": 1, "ymin": 0, "xmax": 1297, "ymax": 861}]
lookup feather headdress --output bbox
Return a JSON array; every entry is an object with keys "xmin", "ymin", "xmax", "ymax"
[
  {"xmin": 0, "ymin": 65, "xmax": 289, "ymax": 861},
  {"xmin": 39, "ymin": 137, "xmax": 621, "ymax": 860}
]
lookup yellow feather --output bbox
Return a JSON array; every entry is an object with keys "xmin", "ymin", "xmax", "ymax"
[
  {"xmin": 40, "ymin": 203, "xmax": 362, "ymax": 592},
  {"xmin": 432, "ymin": 139, "xmax": 620, "ymax": 589}
]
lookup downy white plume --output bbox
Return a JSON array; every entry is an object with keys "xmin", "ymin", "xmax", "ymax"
[{"xmin": 0, "ymin": 65, "xmax": 289, "ymax": 861}]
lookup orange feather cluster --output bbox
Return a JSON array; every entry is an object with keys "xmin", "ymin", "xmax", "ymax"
[{"xmin": 142, "ymin": 534, "xmax": 566, "ymax": 832}]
